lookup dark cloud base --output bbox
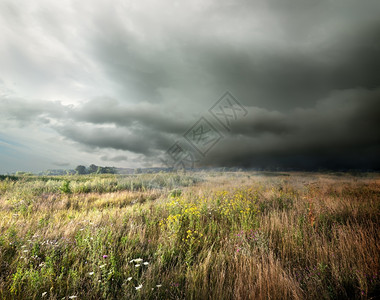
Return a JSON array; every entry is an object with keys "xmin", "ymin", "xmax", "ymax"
[{"xmin": 2, "ymin": 86, "xmax": 379, "ymax": 171}]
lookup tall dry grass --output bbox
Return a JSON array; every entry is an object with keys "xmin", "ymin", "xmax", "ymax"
[{"xmin": 0, "ymin": 172, "xmax": 378, "ymax": 299}]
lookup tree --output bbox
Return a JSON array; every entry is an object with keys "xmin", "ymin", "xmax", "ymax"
[
  {"xmin": 75, "ymin": 165, "xmax": 87, "ymax": 175},
  {"xmin": 88, "ymin": 164, "xmax": 98, "ymax": 174},
  {"xmin": 102, "ymin": 167, "xmax": 116, "ymax": 174}
]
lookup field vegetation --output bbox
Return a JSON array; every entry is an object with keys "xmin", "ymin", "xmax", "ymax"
[{"xmin": 0, "ymin": 172, "xmax": 379, "ymax": 299}]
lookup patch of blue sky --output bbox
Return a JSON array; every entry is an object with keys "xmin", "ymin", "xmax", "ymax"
[{"xmin": 0, "ymin": 133, "xmax": 28, "ymax": 149}]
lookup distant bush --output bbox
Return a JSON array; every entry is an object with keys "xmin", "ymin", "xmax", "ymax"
[
  {"xmin": 0, "ymin": 175, "xmax": 18, "ymax": 181},
  {"xmin": 59, "ymin": 180, "xmax": 71, "ymax": 194}
]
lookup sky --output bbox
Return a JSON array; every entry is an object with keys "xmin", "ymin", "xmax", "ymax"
[{"xmin": 1, "ymin": 0, "xmax": 380, "ymax": 173}]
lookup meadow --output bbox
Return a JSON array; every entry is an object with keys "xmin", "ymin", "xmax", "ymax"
[{"xmin": 0, "ymin": 172, "xmax": 379, "ymax": 299}]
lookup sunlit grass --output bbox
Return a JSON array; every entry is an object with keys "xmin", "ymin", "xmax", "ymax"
[{"xmin": 0, "ymin": 172, "xmax": 379, "ymax": 299}]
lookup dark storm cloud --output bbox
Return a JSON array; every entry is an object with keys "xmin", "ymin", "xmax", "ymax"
[
  {"xmin": 70, "ymin": 98, "xmax": 192, "ymax": 135},
  {"xmin": 53, "ymin": 119, "xmax": 176, "ymax": 157},
  {"xmin": 86, "ymin": 0, "xmax": 380, "ymax": 110},
  {"xmin": 1, "ymin": 86, "xmax": 380, "ymax": 171},
  {"xmin": 187, "ymin": 21, "xmax": 380, "ymax": 110},
  {"xmin": 203, "ymin": 88, "xmax": 380, "ymax": 169},
  {"xmin": 1, "ymin": 0, "xmax": 380, "ymax": 171},
  {"xmin": 1, "ymin": 86, "xmax": 379, "ymax": 170},
  {"xmin": 55, "ymin": 87, "xmax": 380, "ymax": 169}
]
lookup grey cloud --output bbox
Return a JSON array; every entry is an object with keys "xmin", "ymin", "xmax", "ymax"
[
  {"xmin": 100, "ymin": 155, "xmax": 128, "ymax": 162},
  {"xmin": 71, "ymin": 98, "xmax": 192, "ymax": 135},
  {"xmin": 54, "ymin": 122, "xmax": 172, "ymax": 156},
  {"xmin": 0, "ymin": 96, "xmax": 67, "ymax": 126},
  {"xmin": 84, "ymin": 0, "xmax": 380, "ymax": 111},
  {"xmin": 1, "ymin": 86, "xmax": 379, "ymax": 170},
  {"xmin": 52, "ymin": 162, "xmax": 70, "ymax": 167},
  {"xmin": 1, "ymin": 0, "xmax": 379, "ymax": 172},
  {"xmin": 201, "ymin": 88, "xmax": 380, "ymax": 169}
]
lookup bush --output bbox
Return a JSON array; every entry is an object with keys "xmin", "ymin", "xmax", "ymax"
[{"xmin": 59, "ymin": 180, "xmax": 71, "ymax": 194}]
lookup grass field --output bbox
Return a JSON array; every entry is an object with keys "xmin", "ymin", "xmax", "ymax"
[{"xmin": 0, "ymin": 172, "xmax": 379, "ymax": 299}]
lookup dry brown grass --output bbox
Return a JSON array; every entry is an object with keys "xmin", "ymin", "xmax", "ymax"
[{"xmin": 0, "ymin": 172, "xmax": 379, "ymax": 299}]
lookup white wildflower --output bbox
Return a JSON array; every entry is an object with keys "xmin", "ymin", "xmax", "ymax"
[
  {"xmin": 135, "ymin": 284, "xmax": 143, "ymax": 290},
  {"xmin": 127, "ymin": 277, "xmax": 132, "ymax": 281}
]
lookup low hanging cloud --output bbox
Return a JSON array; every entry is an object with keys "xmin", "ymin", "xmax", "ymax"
[
  {"xmin": 1, "ymin": 86, "xmax": 379, "ymax": 170},
  {"xmin": 206, "ymin": 88, "xmax": 380, "ymax": 169}
]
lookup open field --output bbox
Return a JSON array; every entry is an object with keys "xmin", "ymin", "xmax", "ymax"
[{"xmin": 0, "ymin": 172, "xmax": 379, "ymax": 299}]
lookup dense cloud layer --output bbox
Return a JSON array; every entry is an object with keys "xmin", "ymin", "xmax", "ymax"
[{"xmin": 0, "ymin": 0, "xmax": 379, "ymax": 172}]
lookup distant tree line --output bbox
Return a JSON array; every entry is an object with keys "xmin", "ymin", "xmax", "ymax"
[{"xmin": 75, "ymin": 164, "xmax": 116, "ymax": 175}]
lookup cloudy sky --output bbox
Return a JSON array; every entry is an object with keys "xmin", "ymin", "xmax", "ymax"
[{"xmin": 1, "ymin": 0, "xmax": 380, "ymax": 173}]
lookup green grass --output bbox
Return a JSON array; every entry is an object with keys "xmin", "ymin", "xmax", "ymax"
[{"xmin": 0, "ymin": 172, "xmax": 379, "ymax": 299}]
